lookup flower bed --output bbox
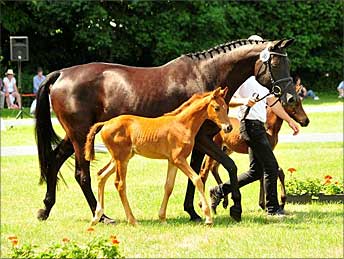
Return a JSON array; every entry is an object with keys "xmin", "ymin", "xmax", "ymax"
[
  {"xmin": 285, "ymin": 168, "xmax": 344, "ymax": 204},
  {"xmin": 7, "ymin": 228, "xmax": 123, "ymax": 259}
]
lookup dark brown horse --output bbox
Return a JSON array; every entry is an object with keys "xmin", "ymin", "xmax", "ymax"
[{"xmin": 35, "ymin": 39, "xmax": 295, "ymax": 223}]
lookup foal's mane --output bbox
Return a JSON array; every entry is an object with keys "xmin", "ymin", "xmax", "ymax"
[
  {"xmin": 184, "ymin": 38, "xmax": 267, "ymax": 60},
  {"xmin": 164, "ymin": 92, "xmax": 211, "ymax": 116}
]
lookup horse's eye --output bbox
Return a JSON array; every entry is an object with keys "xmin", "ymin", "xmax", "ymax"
[{"xmin": 215, "ymin": 106, "xmax": 220, "ymax": 112}]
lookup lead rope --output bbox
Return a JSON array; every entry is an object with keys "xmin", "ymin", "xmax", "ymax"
[{"xmin": 241, "ymin": 92, "xmax": 280, "ymax": 122}]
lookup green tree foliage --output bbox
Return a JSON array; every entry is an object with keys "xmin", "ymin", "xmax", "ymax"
[{"xmin": 1, "ymin": 0, "xmax": 343, "ymax": 93}]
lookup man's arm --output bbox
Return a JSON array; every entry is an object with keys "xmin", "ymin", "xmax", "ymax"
[
  {"xmin": 3, "ymin": 79, "xmax": 9, "ymax": 96},
  {"xmin": 267, "ymin": 96, "xmax": 299, "ymax": 135},
  {"xmin": 229, "ymin": 96, "xmax": 256, "ymax": 108}
]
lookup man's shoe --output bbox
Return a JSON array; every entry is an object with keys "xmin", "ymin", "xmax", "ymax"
[
  {"xmin": 267, "ymin": 208, "xmax": 286, "ymax": 217},
  {"xmin": 210, "ymin": 186, "xmax": 224, "ymax": 214}
]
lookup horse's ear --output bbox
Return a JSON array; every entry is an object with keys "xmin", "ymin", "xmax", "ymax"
[
  {"xmin": 212, "ymin": 87, "xmax": 222, "ymax": 98},
  {"xmin": 280, "ymin": 39, "xmax": 295, "ymax": 49},
  {"xmin": 220, "ymin": 87, "xmax": 228, "ymax": 98},
  {"xmin": 270, "ymin": 39, "xmax": 284, "ymax": 50}
]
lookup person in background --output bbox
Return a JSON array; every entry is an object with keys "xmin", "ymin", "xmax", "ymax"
[
  {"xmin": 0, "ymin": 79, "xmax": 5, "ymax": 109},
  {"xmin": 33, "ymin": 67, "xmax": 46, "ymax": 94},
  {"xmin": 337, "ymin": 81, "xmax": 344, "ymax": 98},
  {"xmin": 3, "ymin": 69, "xmax": 21, "ymax": 109},
  {"xmin": 295, "ymin": 75, "xmax": 319, "ymax": 100}
]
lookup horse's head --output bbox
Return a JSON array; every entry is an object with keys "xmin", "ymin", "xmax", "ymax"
[
  {"xmin": 254, "ymin": 39, "xmax": 296, "ymax": 105},
  {"xmin": 207, "ymin": 87, "xmax": 232, "ymax": 133},
  {"xmin": 282, "ymin": 84, "xmax": 310, "ymax": 127}
]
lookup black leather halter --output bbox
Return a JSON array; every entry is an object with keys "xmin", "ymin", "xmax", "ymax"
[{"xmin": 256, "ymin": 49, "xmax": 293, "ymax": 98}]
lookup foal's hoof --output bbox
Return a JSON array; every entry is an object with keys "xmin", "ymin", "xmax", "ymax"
[
  {"xmin": 37, "ymin": 209, "xmax": 49, "ymax": 221},
  {"xmin": 99, "ymin": 214, "xmax": 116, "ymax": 225},
  {"xmin": 230, "ymin": 206, "xmax": 242, "ymax": 222}
]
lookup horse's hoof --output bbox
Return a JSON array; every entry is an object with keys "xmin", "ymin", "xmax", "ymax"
[
  {"xmin": 259, "ymin": 203, "xmax": 266, "ymax": 210},
  {"xmin": 230, "ymin": 206, "xmax": 242, "ymax": 222},
  {"xmin": 99, "ymin": 214, "xmax": 116, "ymax": 225},
  {"xmin": 205, "ymin": 219, "xmax": 213, "ymax": 226},
  {"xmin": 185, "ymin": 208, "xmax": 202, "ymax": 222},
  {"xmin": 37, "ymin": 209, "xmax": 49, "ymax": 221},
  {"xmin": 190, "ymin": 215, "xmax": 202, "ymax": 222},
  {"xmin": 223, "ymin": 199, "xmax": 229, "ymax": 209}
]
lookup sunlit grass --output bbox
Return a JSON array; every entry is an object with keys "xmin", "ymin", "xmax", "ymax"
[{"xmin": 1, "ymin": 141, "xmax": 343, "ymax": 258}]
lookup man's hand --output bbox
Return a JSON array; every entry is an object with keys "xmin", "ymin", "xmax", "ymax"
[
  {"xmin": 288, "ymin": 120, "xmax": 299, "ymax": 136},
  {"xmin": 246, "ymin": 97, "xmax": 257, "ymax": 107}
]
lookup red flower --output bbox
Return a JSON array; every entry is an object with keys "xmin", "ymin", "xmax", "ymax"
[
  {"xmin": 324, "ymin": 179, "xmax": 331, "ymax": 185},
  {"xmin": 287, "ymin": 168, "xmax": 296, "ymax": 174},
  {"xmin": 87, "ymin": 227, "xmax": 95, "ymax": 232},
  {"xmin": 110, "ymin": 235, "xmax": 120, "ymax": 245},
  {"xmin": 62, "ymin": 237, "xmax": 70, "ymax": 243},
  {"xmin": 324, "ymin": 175, "xmax": 332, "ymax": 180},
  {"xmin": 8, "ymin": 235, "xmax": 17, "ymax": 241},
  {"xmin": 10, "ymin": 239, "xmax": 18, "ymax": 246}
]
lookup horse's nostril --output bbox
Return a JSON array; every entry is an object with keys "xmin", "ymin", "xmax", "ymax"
[{"xmin": 303, "ymin": 118, "xmax": 310, "ymax": 126}]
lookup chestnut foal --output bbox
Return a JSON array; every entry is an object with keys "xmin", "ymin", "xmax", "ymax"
[
  {"xmin": 85, "ymin": 87, "xmax": 232, "ymax": 225},
  {"xmin": 200, "ymin": 93, "xmax": 309, "ymax": 210}
]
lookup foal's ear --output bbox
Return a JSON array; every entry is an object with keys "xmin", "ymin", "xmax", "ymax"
[
  {"xmin": 220, "ymin": 87, "xmax": 228, "ymax": 98},
  {"xmin": 212, "ymin": 87, "xmax": 222, "ymax": 98}
]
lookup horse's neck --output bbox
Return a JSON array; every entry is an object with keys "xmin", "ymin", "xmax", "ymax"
[
  {"xmin": 266, "ymin": 108, "xmax": 283, "ymax": 138},
  {"xmin": 194, "ymin": 43, "xmax": 268, "ymax": 102},
  {"xmin": 175, "ymin": 101, "xmax": 208, "ymax": 135}
]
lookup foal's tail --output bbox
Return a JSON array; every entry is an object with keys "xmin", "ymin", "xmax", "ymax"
[
  {"xmin": 85, "ymin": 122, "xmax": 106, "ymax": 161},
  {"xmin": 35, "ymin": 71, "xmax": 62, "ymax": 184}
]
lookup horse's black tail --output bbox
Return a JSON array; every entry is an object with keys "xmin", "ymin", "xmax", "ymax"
[{"xmin": 35, "ymin": 71, "xmax": 62, "ymax": 184}]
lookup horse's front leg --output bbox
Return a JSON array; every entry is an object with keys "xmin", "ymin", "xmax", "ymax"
[
  {"xmin": 183, "ymin": 148, "xmax": 205, "ymax": 222},
  {"xmin": 196, "ymin": 135, "xmax": 242, "ymax": 222}
]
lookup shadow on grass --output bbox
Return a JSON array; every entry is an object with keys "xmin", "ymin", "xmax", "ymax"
[{"xmin": 76, "ymin": 207, "xmax": 343, "ymax": 229}]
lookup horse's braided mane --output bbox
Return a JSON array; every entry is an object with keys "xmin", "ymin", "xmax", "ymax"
[
  {"xmin": 164, "ymin": 92, "xmax": 211, "ymax": 116},
  {"xmin": 185, "ymin": 39, "xmax": 267, "ymax": 60}
]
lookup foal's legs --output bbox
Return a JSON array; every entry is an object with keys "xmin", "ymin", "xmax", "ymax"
[
  {"xmin": 115, "ymin": 160, "xmax": 137, "ymax": 225},
  {"xmin": 91, "ymin": 160, "xmax": 117, "ymax": 225},
  {"xmin": 37, "ymin": 138, "xmax": 74, "ymax": 221},
  {"xmin": 159, "ymin": 162, "xmax": 178, "ymax": 222},
  {"xmin": 177, "ymin": 158, "xmax": 212, "ymax": 224}
]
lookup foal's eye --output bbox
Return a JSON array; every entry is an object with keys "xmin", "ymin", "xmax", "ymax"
[{"xmin": 214, "ymin": 106, "xmax": 220, "ymax": 112}]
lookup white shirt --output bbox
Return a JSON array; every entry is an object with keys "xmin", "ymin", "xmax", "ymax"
[
  {"xmin": 3, "ymin": 77, "xmax": 16, "ymax": 93},
  {"xmin": 235, "ymin": 76, "xmax": 269, "ymax": 123}
]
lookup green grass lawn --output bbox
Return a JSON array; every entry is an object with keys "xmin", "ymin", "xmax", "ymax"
[{"xmin": 1, "ymin": 141, "xmax": 343, "ymax": 258}]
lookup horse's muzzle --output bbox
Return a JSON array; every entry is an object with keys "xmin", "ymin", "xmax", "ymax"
[
  {"xmin": 300, "ymin": 118, "xmax": 310, "ymax": 127},
  {"xmin": 222, "ymin": 124, "xmax": 233, "ymax": 133}
]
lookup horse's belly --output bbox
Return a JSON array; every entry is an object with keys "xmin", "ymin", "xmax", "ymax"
[{"xmin": 133, "ymin": 143, "xmax": 168, "ymax": 160}]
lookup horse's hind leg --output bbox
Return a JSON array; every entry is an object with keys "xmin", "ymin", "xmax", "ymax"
[
  {"xmin": 278, "ymin": 168, "xmax": 286, "ymax": 209},
  {"xmin": 115, "ymin": 160, "xmax": 137, "ymax": 225},
  {"xmin": 159, "ymin": 162, "xmax": 178, "ymax": 223},
  {"xmin": 38, "ymin": 137, "xmax": 74, "ymax": 220},
  {"xmin": 258, "ymin": 177, "xmax": 266, "ymax": 210},
  {"xmin": 91, "ymin": 160, "xmax": 117, "ymax": 225}
]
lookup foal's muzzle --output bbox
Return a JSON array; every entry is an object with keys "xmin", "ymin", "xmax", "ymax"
[{"xmin": 222, "ymin": 123, "xmax": 233, "ymax": 133}]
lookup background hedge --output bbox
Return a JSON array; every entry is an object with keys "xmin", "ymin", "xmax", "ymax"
[{"xmin": 1, "ymin": 0, "xmax": 343, "ymax": 93}]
